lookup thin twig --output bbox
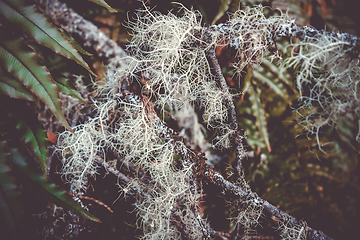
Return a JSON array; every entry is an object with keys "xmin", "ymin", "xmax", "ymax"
[
  {"xmin": 68, "ymin": 192, "xmax": 113, "ymax": 213},
  {"xmin": 201, "ymin": 165, "xmax": 334, "ymax": 240},
  {"xmin": 208, "ymin": 46, "xmax": 246, "ymax": 176},
  {"xmin": 94, "ymin": 156, "xmax": 147, "ymax": 198}
]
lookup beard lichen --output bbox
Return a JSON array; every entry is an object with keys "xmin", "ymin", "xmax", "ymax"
[{"xmin": 55, "ymin": 2, "xmax": 358, "ymax": 239}]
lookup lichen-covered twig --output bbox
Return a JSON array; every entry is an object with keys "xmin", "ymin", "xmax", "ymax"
[
  {"xmin": 209, "ymin": 18, "xmax": 360, "ymax": 58},
  {"xmin": 94, "ymin": 155, "xmax": 147, "ymax": 198},
  {"xmin": 208, "ymin": 46, "xmax": 246, "ymax": 175},
  {"xmin": 201, "ymin": 164, "xmax": 334, "ymax": 240}
]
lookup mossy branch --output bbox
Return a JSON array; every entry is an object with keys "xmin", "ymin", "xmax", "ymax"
[{"xmin": 39, "ymin": 0, "xmax": 357, "ymax": 239}]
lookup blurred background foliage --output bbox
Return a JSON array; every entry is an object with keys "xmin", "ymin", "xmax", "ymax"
[{"xmin": 1, "ymin": 0, "xmax": 359, "ymax": 239}]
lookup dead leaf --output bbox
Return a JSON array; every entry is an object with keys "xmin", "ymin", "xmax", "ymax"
[{"xmin": 47, "ymin": 131, "xmax": 57, "ymax": 143}]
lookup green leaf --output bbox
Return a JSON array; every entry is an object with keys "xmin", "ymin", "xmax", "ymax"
[
  {"xmin": 211, "ymin": 0, "xmax": 231, "ymax": 25},
  {"xmin": 89, "ymin": 0, "xmax": 117, "ymax": 12},
  {"xmin": 248, "ymin": 68, "xmax": 271, "ymax": 152},
  {"xmin": 8, "ymin": 146, "xmax": 101, "ymax": 223},
  {"xmin": 0, "ymin": 26, "xmax": 72, "ymax": 132},
  {"xmin": 15, "ymin": 112, "xmax": 48, "ymax": 178},
  {"xmin": 252, "ymin": 70, "xmax": 291, "ymax": 104},
  {"xmin": 58, "ymin": 28, "xmax": 92, "ymax": 56},
  {"xmin": 0, "ymin": 66, "xmax": 36, "ymax": 101},
  {"xmin": 0, "ymin": 0, "xmax": 95, "ymax": 76},
  {"xmin": 50, "ymin": 68, "xmax": 88, "ymax": 104},
  {"xmin": 261, "ymin": 58, "xmax": 295, "ymax": 89},
  {"xmin": 0, "ymin": 141, "xmax": 24, "ymax": 240},
  {"xmin": 1, "ymin": 97, "xmax": 48, "ymax": 178}
]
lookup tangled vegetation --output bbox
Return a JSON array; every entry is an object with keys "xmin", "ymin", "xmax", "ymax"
[{"xmin": 1, "ymin": 0, "xmax": 359, "ymax": 239}]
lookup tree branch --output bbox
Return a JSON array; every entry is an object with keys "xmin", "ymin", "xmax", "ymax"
[
  {"xmin": 201, "ymin": 165, "xmax": 334, "ymax": 240},
  {"xmin": 209, "ymin": 19, "xmax": 360, "ymax": 58},
  {"xmin": 207, "ymin": 46, "xmax": 246, "ymax": 176}
]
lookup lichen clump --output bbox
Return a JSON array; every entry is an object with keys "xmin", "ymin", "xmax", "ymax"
[{"xmin": 55, "ymin": 3, "xmax": 354, "ymax": 239}]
